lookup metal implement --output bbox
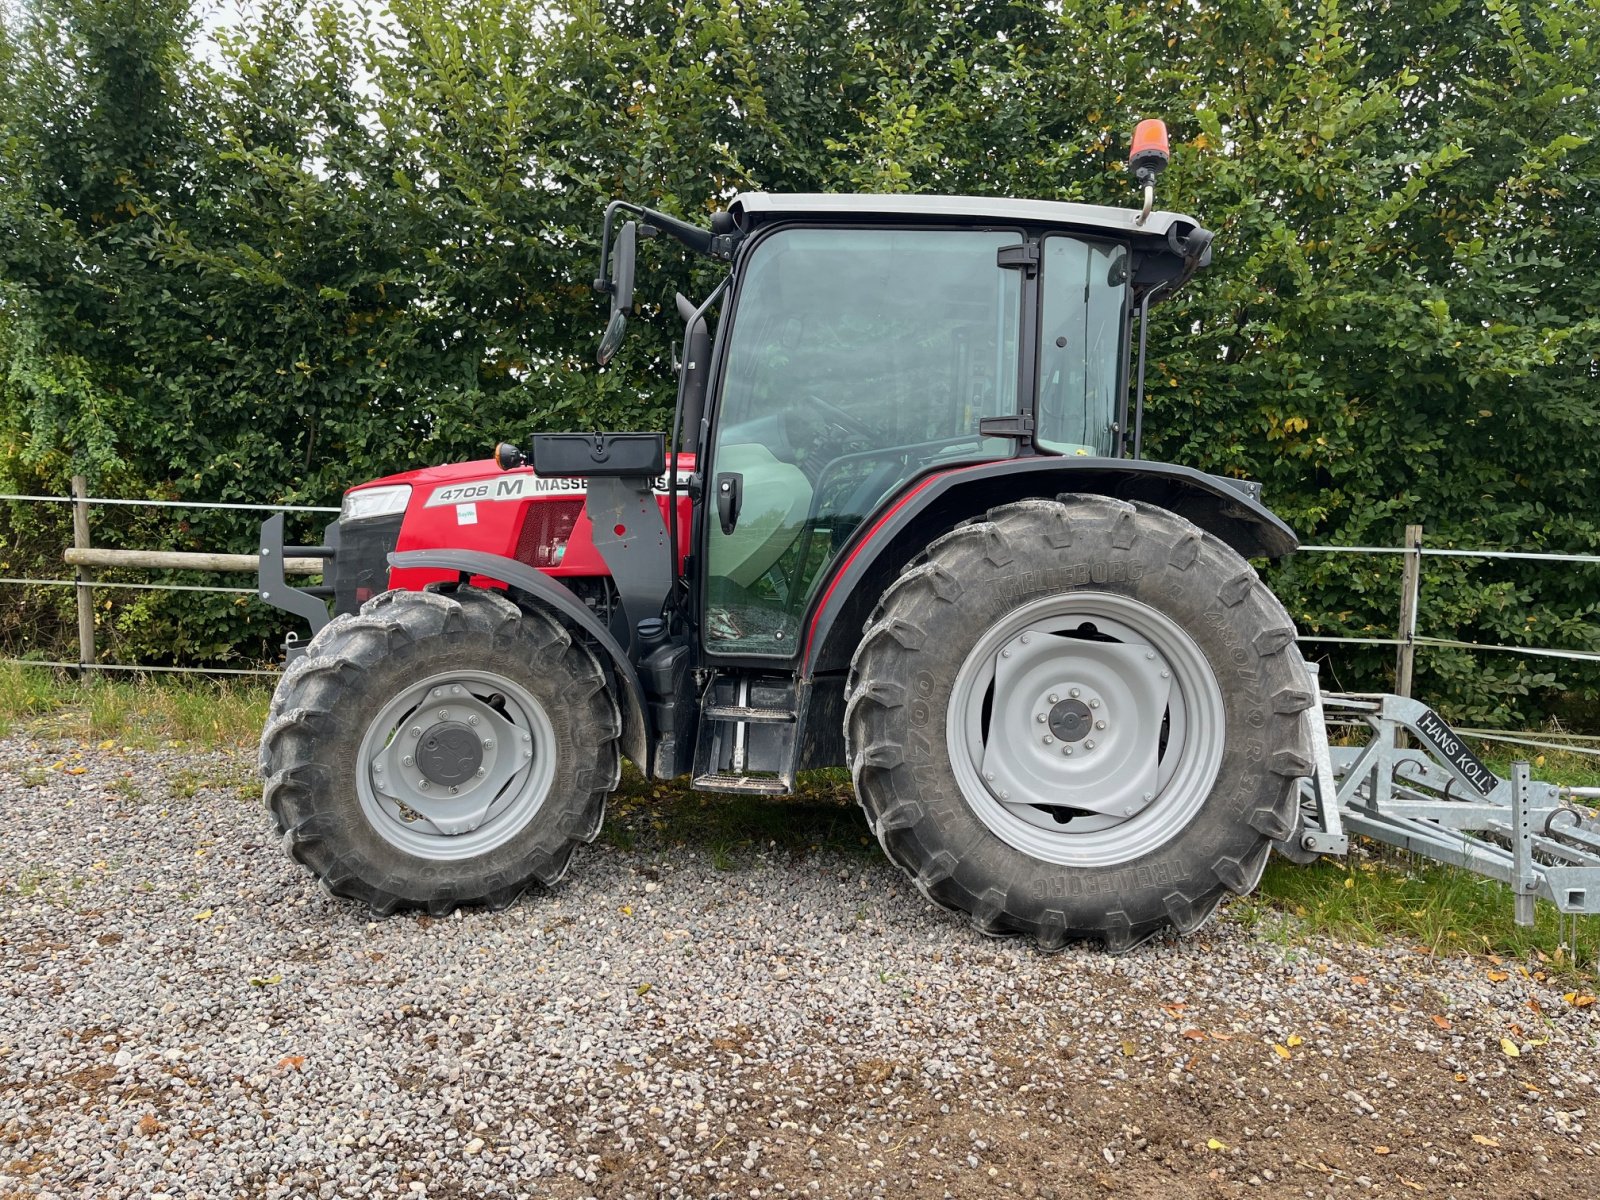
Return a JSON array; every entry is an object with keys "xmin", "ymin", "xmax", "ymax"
[{"xmin": 1292, "ymin": 676, "xmax": 1600, "ymax": 925}]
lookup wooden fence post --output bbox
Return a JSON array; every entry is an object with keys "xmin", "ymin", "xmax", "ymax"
[
  {"xmin": 1394, "ymin": 523, "xmax": 1424, "ymax": 699},
  {"xmin": 70, "ymin": 476, "xmax": 96, "ymax": 670}
]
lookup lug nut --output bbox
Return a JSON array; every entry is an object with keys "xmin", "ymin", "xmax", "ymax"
[
  {"xmin": 402, "ymin": 756, "xmax": 414, "ymax": 767},
  {"xmin": 1043, "ymin": 735, "xmax": 1054, "ymax": 746},
  {"xmin": 411, "ymin": 727, "xmax": 421, "ymax": 738},
  {"xmin": 1063, "ymin": 747, "xmax": 1074, "ymax": 756},
  {"xmin": 1048, "ymin": 693, "xmax": 1059, "ymax": 704},
  {"xmin": 1089, "ymin": 698, "xmax": 1100, "ymax": 709},
  {"xmin": 437, "ymin": 708, "xmax": 449, "ymax": 719},
  {"xmin": 1001, "ymin": 649, "xmax": 1011, "ymax": 658},
  {"xmin": 1160, "ymin": 670, "xmax": 1170, "ymax": 679},
  {"xmin": 419, "ymin": 780, "xmax": 430, "ymax": 790},
  {"xmin": 475, "ymin": 767, "xmax": 486, "ymax": 777},
  {"xmin": 468, "ymin": 715, "xmax": 480, "ymax": 726},
  {"xmin": 451, "ymin": 686, "xmax": 462, "ymax": 695},
  {"xmin": 449, "ymin": 786, "xmax": 459, "ymax": 794},
  {"xmin": 1069, "ymin": 688, "xmax": 1081, "ymax": 698},
  {"xmin": 1145, "ymin": 651, "xmax": 1155, "ymax": 661},
  {"xmin": 1020, "ymin": 634, "xmax": 1031, "ymax": 645},
  {"xmin": 483, "ymin": 739, "xmax": 494, "ymax": 750},
  {"xmin": 1095, "ymin": 720, "xmax": 1107, "ymax": 730},
  {"xmin": 1085, "ymin": 739, "xmax": 1096, "ymax": 750},
  {"xmin": 985, "ymin": 771, "xmax": 995, "ymax": 782},
  {"xmin": 1036, "ymin": 713, "xmax": 1047, "ymax": 723},
  {"xmin": 1143, "ymin": 792, "xmax": 1154, "ymax": 801}
]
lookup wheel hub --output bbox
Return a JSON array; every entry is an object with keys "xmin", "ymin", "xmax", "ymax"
[
  {"xmin": 1046, "ymin": 697, "xmax": 1094, "ymax": 743},
  {"xmin": 360, "ymin": 676, "xmax": 553, "ymax": 849},
  {"xmin": 416, "ymin": 721, "xmax": 484, "ymax": 786},
  {"xmin": 979, "ymin": 631, "xmax": 1173, "ymax": 821}
]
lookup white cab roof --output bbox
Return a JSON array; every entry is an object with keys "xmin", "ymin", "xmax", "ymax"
[{"xmin": 730, "ymin": 192, "xmax": 1198, "ymax": 238}]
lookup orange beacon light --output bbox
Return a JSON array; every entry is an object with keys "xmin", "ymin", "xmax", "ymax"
[{"xmin": 1128, "ymin": 118, "xmax": 1170, "ymax": 224}]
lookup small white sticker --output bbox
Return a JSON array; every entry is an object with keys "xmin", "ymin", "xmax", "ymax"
[{"xmin": 457, "ymin": 502, "xmax": 478, "ymax": 525}]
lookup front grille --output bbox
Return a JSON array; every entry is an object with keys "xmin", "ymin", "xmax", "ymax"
[
  {"xmin": 334, "ymin": 515, "xmax": 402, "ymax": 614},
  {"xmin": 516, "ymin": 500, "xmax": 584, "ymax": 568}
]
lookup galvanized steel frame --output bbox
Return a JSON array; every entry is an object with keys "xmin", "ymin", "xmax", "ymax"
[{"xmin": 1294, "ymin": 680, "xmax": 1600, "ymax": 925}]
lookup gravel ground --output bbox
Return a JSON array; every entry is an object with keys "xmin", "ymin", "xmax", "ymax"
[{"xmin": 2, "ymin": 736, "xmax": 1598, "ymax": 1200}]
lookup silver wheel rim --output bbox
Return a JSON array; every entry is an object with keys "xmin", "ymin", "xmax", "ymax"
[
  {"xmin": 355, "ymin": 669, "xmax": 557, "ymax": 860},
  {"xmin": 947, "ymin": 591, "xmax": 1225, "ymax": 868}
]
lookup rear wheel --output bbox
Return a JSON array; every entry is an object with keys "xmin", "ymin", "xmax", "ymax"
[
  {"xmin": 845, "ymin": 495, "xmax": 1312, "ymax": 952},
  {"xmin": 261, "ymin": 586, "xmax": 620, "ymax": 914}
]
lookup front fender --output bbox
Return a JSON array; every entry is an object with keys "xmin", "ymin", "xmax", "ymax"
[
  {"xmin": 801, "ymin": 457, "xmax": 1298, "ymax": 676},
  {"xmin": 388, "ymin": 549, "xmax": 648, "ymax": 769}
]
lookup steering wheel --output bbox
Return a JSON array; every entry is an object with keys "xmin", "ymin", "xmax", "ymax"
[
  {"xmin": 783, "ymin": 396, "xmax": 876, "ymax": 484},
  {"xmin": 806, "ymin": 395, "xmax": 876, "ymax": 444}
]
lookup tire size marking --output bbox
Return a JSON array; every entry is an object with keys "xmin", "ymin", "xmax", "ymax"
[{"xmin": 1059, "ymin": 861, "xmax": 1180, "ymax": 896}]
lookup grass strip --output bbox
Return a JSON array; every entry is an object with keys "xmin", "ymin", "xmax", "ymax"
[{"xmin": 0, "ymin": 662, "xmax": 271, "ymax": 748}]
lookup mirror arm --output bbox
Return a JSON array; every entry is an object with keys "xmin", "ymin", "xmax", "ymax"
[{"xmin": 597, "ymin": 201, "xmax": 729, "ymax": 290}]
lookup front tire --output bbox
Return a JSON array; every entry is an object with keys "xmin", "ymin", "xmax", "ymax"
[
  {"xmin": 845, "ymin": 496, "xmax": 1312, "ymax": 952},
  {"xmin": 260, "ymin": 586, "xmax": 620, "ymax": 915}
]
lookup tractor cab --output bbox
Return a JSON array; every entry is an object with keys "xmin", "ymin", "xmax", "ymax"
[{"xmin": 682, "ymin": 194, "xmax": 1207, "ymax": 657}]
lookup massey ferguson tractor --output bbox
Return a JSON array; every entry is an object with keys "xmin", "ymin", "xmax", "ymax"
[{"xmin": 259, "ymin": 122, "xmax": 1600, "ymax": 950}]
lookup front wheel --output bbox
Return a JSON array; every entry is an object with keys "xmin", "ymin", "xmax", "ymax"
[
  {"xmin": 260, "ymin": 586, "xmax": 620, "ymax": 915},
  {"xmin": 845, "ymin": 496, "xmax": 1312, "ymax": 952}
]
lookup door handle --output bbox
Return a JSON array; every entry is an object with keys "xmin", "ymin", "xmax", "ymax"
[{"xmin": 716, "ymin": 472, "xmax": 743, "ymax": 535}]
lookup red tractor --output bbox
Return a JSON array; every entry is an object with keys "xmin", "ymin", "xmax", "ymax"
[{"xmin": 259, "ymin": 124, "xmax": 1314, "ymax": 950}]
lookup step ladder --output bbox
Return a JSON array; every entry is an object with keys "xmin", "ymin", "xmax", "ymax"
[{"xmin": 690, "ymin": 672, "xmax": 799, "ymax": 795}]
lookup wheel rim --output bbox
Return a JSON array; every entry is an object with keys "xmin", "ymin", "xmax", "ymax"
[
  {"xmin": 355, "ymin": 669, "xmax": 558, "ymax": 860},
  {"xmin": 946, "ymin": 591, "xmax": 1225, "ymax": 868}
]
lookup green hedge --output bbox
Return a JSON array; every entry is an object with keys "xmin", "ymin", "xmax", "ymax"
[{"xmin": 2, "ymin": 0, "xmax": 1597, "ymax": 724}]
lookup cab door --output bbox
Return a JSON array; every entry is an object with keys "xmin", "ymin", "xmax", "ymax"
[{"xmin": 702, "ymin": 226, "xmax": 1024, "ymax": 657}]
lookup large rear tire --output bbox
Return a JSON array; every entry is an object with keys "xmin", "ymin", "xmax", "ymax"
[
  {"xmin": 260, "ymin": 586, "xmax": 620, "ymax": 915},
  {"xmin": 845, "ymin": 496, "xmax": 1312, "ymax": 952}
]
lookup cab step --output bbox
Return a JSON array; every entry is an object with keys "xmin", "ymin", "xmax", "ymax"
[
  {"xmin": 689, "ymin": 771, "xmax": 790, "ymax": 795},
  {"xmin": 701, "ymin": 704, "xmax": 797, "ymax": 724},
  {"xmin": 691, "ymin": 672, "xmax": 800, "ymax": 795}
]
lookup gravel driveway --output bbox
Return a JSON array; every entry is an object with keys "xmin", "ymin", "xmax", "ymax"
[{"xmin": 2, "ymin": 735, "xmax": 1597, "ymax": 1200}]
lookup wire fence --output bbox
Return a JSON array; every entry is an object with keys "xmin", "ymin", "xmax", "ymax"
[{"xmin": 3, "ymin": 492, "xmax": 1600, "ymax": 712}]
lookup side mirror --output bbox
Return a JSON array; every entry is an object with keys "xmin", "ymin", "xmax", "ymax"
[{"xmin": 597, "ymin": 220, "xmax": 638, "ymax": 366}]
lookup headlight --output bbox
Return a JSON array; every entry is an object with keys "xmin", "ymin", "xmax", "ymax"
[{"xmin": 341, "ymin": 484, "xmax": 411, "ymax": 521}]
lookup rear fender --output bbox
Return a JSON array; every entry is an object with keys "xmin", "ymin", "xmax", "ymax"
[
  {"xmin": 801, "ymin": 457, "xmax": 1298, "ymax": 676},
  {"xmin": 388, "ymin": 548, "xmax": 649, "ymax": 769}
]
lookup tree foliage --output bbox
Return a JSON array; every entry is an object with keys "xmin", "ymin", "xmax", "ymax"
[{"xmin": 1, "ymin": 0, "xmax": 1596, "ymax": 723}]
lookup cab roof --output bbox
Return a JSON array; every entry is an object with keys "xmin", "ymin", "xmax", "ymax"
[{"xmin": 728, "ymin": 192, "xmax": 1201, "ymax": 241}]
